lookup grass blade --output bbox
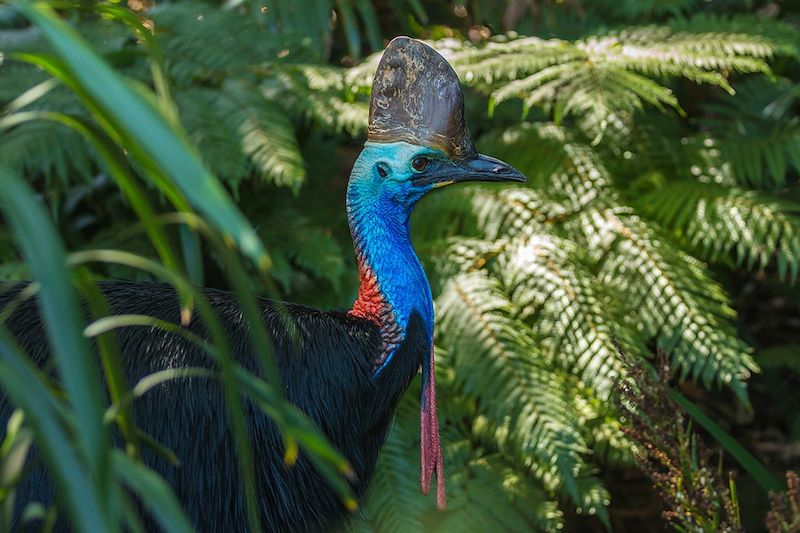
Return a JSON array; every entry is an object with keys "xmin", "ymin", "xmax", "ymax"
[
  {"xmin": 668, "ymin": 389, "xmax": 785, "ymax": 492},
  {"xmin": 0, "ymin": 329, "xmax": 110, "ymax": 532},
  {"xmin": 113, "ymin": 451, "xmax": 193, "ymax": 533},
  {"xmin": 0, "ymin": 167, "xmax": 109, "ymax": 487},
  {"xmin": 14, "ymin": 1, "xmax": 271, "ymax": 270}
]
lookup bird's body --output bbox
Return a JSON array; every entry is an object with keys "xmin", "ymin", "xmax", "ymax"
[
  {"xmin": 0, "ymin": 281, "xmax": 427, "ymax": 531},
  {"xmin": 0, "ymin": 37, "xmax": 524, "ymax": 531}
]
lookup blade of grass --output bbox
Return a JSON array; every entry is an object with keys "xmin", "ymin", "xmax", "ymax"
[
  {"xmin": 0, "ymin": 108, "xmax": 196, "ymax": 322},
  {"xmin": 335, "ymin": 0, "xmax": 362, "ymax": 59},
  {"xmin": 180, "ymin": 226, "xmax": 204, "ymax": 286},
  {"xmin": 113, "ymin": 451, "xmax": 193, "ymax": 533},
  {"xmin": 354, "ymin": 0, "xmax": 381, "ymax": 52},
  {"xmin": 150, "ymin": 214, "xmax": 355, "ymax": 491},
  {"xmin": 0, "ymin": 413, "xmax": 33, "ymax": 491},
  {"xmin": 667, "ymin": 389, "xmax": 785, "ymax": 492},
  {"xmin": 68, "ymin": 249, "xmax": 265, "ymax": 532},
  {"xmin": 14, "ymin": 1, "xmax": 271, "ymax": 270},
  {"xmin": 0, "ymin": 168, "xmax": 109, "ymax": 491},
  {"xmin": 0, "ymin": 328, "xmax": 111, "ymax": 532},
  {"xmin": 73, "ymin": 268, "xmax": 140, "ymax": 456},
  {"xmin": 91, "ymin": 3, "xmax": 179, "ymax": 123},
  {"xmin": 87, "ymin": 309, "xmax": 358, "ymax": 503},
  {"xmin": 76, "ymin": 246, "xmax": 356, "ymax": 505}
]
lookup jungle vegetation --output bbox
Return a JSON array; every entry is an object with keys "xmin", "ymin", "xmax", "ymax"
[{"xmin": 0, "ymin": 0, "xmax": 799, "ymax": 531}]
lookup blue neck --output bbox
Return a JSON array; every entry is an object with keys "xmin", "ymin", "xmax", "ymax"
[{"xmin": 347, "ymin": 156, "xmax": 433, "ymax": 373}]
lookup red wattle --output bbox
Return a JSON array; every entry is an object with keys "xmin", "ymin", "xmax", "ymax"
[
  {"xmin": 349, "ymin": 258, "xmax": 402, "ymax": 369},
  {"xmin": 349, "ymin": 259, "xmax": 385, "ymax": 324},
  {"xmin": 421, "ymin": 345, "xmax": 445, "ymax": 510}
]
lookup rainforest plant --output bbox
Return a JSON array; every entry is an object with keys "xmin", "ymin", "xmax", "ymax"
[{"xmin": 1, "ymin": 0, "xmax": 799, "ymax": 530}]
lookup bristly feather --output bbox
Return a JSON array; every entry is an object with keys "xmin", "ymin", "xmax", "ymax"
[{"xmin": 0, "ymin": 281, "xmax": 428, "ymax": 532}]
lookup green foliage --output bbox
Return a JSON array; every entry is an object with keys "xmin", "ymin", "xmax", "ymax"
[
  {"xmin": 443, "ymin": 20, "xmax": 790, "ymax": 139},
  {"xmin": 640, "ymin": 180, "xmax": 800, "ymax": 281},
  {"xmin": 701, "ymin": 79, "xmax": 800, "ymax": 189},
  {"xmin": 1, "ymin": 0, "xmax": 799, "ymax": 531},
  {"xmin": 0, "ymin": 2, "xmax": 357, "ymax": 530}
]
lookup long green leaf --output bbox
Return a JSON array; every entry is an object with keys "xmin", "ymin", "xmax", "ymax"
[
  {"xmin": 668, "ymin": 389, "xmax": 784, "ymax": 492},
  {"xmin": 113, "ymin": 451, "xmax": 193, "ymax": 533},
  {"xmin": 0, "ymin": 328, "xmax": 110, "ymax": 532},
  {"xmin": 0, "ymin": 168, "xmax": 110, "ymax": 488},
  {"xmin": 14, "ymin": 1, "xmax": 271, "ymax": 270},
  {"xmin": 73, "ymin": 269, "xmax": 140, "ymax": 455},
  {"xmin": 68, "ymin": 249, "xmax": 266, "ymax": 532}
]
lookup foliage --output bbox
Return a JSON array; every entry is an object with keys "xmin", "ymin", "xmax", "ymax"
[
  {"xmin": 1, "ymin": 0, "xmax": 799, "ymax": 531},
  {"xmin": 617, "ymin": 355, "xmax": 744, "ymax": 532},
  {"xmin": 0, "ymin": 2, "xmax": 356, "ymax": 531},
  {"xmin": 766, "ymin": 472, "xmax": 800, "ymax": 533}
]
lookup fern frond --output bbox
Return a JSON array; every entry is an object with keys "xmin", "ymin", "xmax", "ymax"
[
  {"xmin": 495, "ymin": 235, "xmax": 630, "ymax": 399},
  {"xmin": 436, "ymin": 271, "xmax": 609, "ymax": 516},
  {"xmin": 668, "ymin": 13, "xmax": 800, "ymax": 59},
  {"xmin": 262, "ymin": 65, "xmax": 368, "ymax": 136},
  {"xmin": 582, "ymin": 209, "xmax": 758, "ymax": 401},
  {"xmin": 437, "ymin": 20, "xmax": 787, "ymax": 137},
  {"xmin": 641, "ymin": 180, "xmax": 800, "ymax": 281},
  {"xmin": 701, "ymin": 78, "xmax": 800, "ymax": 188},
  {"xmin": 477, "ymin": 124, "xmax": 612, "ymax": 222},
  {"xmin": 0, "ymin": 120, "xmax": 95, "ymax": 187},
  {"xmin": 150, "ymin": 1, "xmax": 295, "ymax": 85},
  {"xmin": 228, "ymin": 82, "xmax": 306, "ymax": 190},
  {"xmin": 357, "ymin": 401, "xmax": 566, "ymax": 532},
  {"xmin": 262, "ymin": 210, "xmax": 346, "ymax": 291},
  {"xmin": 354, "ymin": 421, "xmax": 428, "ymax": 533},
  {"xmin": 438, "ymin": 456, "xmax": 564, "ymax": 533},
  {"xmin": 176, "ymin": 88, "xmax": 250, "ymax": 184}
]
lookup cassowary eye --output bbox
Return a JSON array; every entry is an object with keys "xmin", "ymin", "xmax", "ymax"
[
  {"xmin": 412, "ymin": 157, "xmax": 429, "ymax": 172},
  {"xmin": 377, "ymin": 164, "xmax": 388, "ymax": 177}
]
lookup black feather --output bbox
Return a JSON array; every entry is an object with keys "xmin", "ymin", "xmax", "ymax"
[{"xmin": 0, "ymin": 281, "xmax": 428, "ymax": 532}]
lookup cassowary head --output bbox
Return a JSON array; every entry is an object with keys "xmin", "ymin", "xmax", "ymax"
[{"xmin": 349, "ymin": 37, "xmax": 525, "ymax": 210}]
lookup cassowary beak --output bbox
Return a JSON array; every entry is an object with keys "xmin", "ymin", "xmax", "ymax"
[{"xmin": 411, "ymin": 153, "xmax": 527, "ymax": 188}]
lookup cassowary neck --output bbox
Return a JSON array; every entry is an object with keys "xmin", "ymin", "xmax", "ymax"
[
  {"xmin": 345, "ymin": 146, "xmax": 445, "ymax": 510},
  {"xmin": 346, "ymin": 187, "xmax": 433, "ymax": 374}
]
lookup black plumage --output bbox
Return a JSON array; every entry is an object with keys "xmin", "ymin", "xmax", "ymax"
[{"xmin": 0, "ymin": 281, "xmax": 428, "ymax": 531}]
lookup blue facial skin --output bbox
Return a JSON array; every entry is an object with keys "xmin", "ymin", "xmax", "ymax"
[{"xmin": 346, "ymin": 141, "xmax": 440, "ymax": 375}]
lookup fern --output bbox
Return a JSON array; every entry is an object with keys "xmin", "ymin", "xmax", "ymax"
[
  {"xmin": 348, "ymin": 22, "xmax": 789, "ymax": 169},
  {"xmin": 3, "ymin": 2, "xmax": 799, "ymax": 531},
  {"xmin": 0, "ymin": 120, "xmax": 95, "ymax": 188},
  {"xmin": 701, "ymin": 78, "xmax": 800, "ymax": 188},
  {"xmin": 590, "ymin": 209, "xmax": 756, "ymax": 400},
  {"xmin": 355, "ymin": 361, "xmax": 569, "ymax": 533},
  {"xmin": 422, "ymin": 19, "xmax": 791, "ymax": 138},
  {"xmin": 262, "ymin": 64, "xmax": 369, "ymax": 136},
  {"xmin": 640, "ymin": 180, "xmax": 800, "ymax": 281},
  {"xmin": 436, "ymin": 270, "xmax": 611, "ymax": 522}
]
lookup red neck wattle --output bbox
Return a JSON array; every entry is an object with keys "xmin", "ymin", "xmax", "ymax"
[{"xmin": 421, "ymin": 344, "xmax": 445, "ymax": 510}]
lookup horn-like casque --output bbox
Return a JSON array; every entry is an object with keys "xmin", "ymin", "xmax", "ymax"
[{"xmin": 368, "ymin": 36, "xmax": 476, "ymax": 160}]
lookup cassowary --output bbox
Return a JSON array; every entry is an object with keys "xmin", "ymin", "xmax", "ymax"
[{"xmin": 0, "ymin": 37, "xmax": 524, "ymax": 531}]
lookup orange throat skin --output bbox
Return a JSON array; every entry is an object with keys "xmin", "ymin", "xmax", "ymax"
[{"xmin": 348, "ymin": 258, "xmax": 404, "ymax": 372}]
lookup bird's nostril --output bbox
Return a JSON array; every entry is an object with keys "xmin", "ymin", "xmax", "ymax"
[{"xmin": 494, "ymin": 166, "xmax": 510, "ymax": 174}]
